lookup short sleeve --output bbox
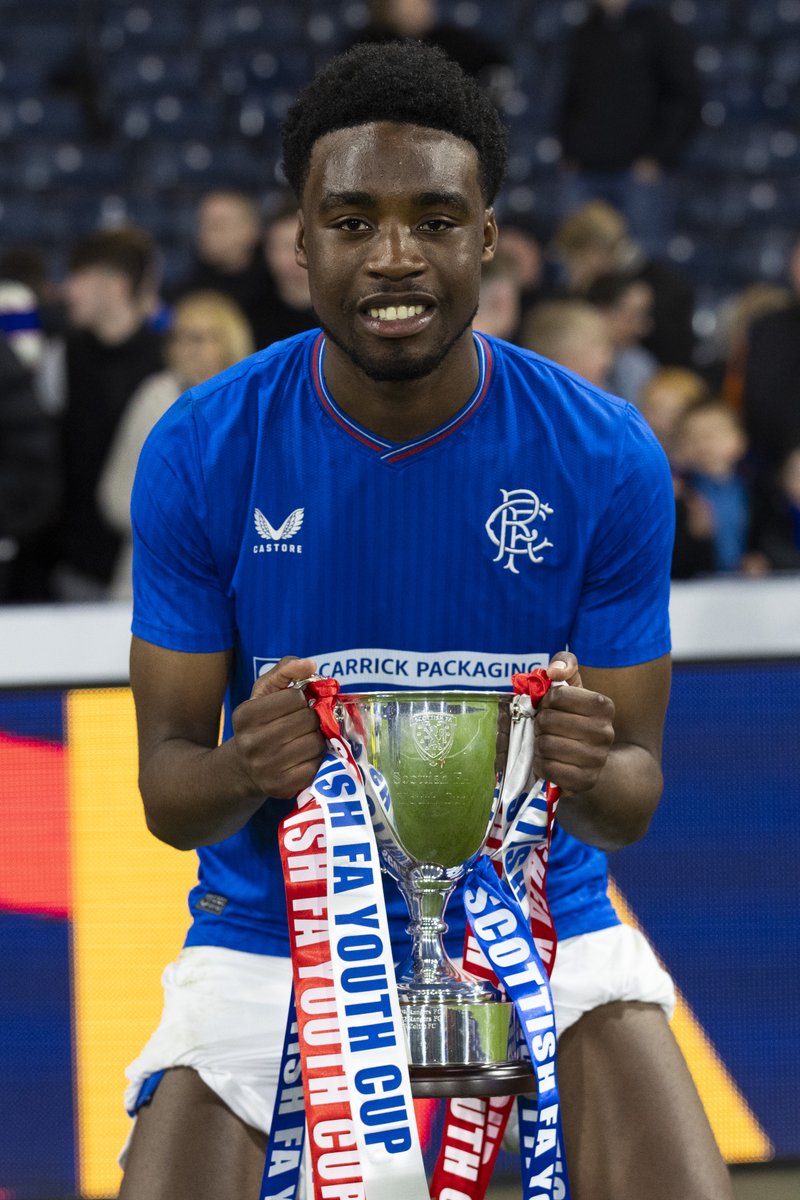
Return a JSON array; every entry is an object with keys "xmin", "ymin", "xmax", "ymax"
[
  {"xmin": 131, "ymin": 399, "xmax": 235, "ymax": 651},
  {"xmin": 569, "ymin": 406, "xmax": 674, "ymax": 668}
]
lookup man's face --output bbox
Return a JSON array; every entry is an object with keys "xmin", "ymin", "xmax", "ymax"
[
  {"xmin": 384, "ymin": 0, "xmax": 437, "ymax": 36},
  {"xmin": 296, "ymin": 121, "xmax": 496, "ymax": 383},
  {"xmin": 595, "ymin": 0, "xmax": 629, "ymax": 14},
  {"xmin": 65, "ymin": 266, "xmax": 129, "ymax": 330},
  {"xmin": 608, "ymin": 281, "xmax": 653, "ymax": 345},
  {"xmin": 197, "ymin": 194, "xmax": 260, "ymax": 269}
]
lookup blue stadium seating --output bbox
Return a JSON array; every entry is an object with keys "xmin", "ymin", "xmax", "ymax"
[{"xmin": 0, "ymin": 0, "xmax": 796, "ymax": 318}]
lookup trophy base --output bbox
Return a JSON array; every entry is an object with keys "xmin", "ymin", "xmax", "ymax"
[
  {"xmin": 409, "ymin": 1061, "xmax": 536, "ymax": 1098},
  {"xmin": 401, "ymin": 999, "xmax": 534, "ymax": 1097}
]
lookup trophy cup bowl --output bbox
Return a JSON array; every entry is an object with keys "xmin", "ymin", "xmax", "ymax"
[{"xmin": 336, "ymin": 691, "xmax": 536, "ymax": 1098}]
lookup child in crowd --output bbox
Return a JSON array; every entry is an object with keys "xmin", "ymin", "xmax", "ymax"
[
  {"xmin": 584, "ymin": 271, "xmax": 658, "ymax": 406},
  {"xmin": 639, "ymin": 367, "xmax": 710, "ymax": 459},
  {"xmin": 674, "ymin": 399, "xmax": 753, "ymax": 573},
  {"xmin": 473, "ymin": 250, "xmax": 524, "ymax": 342},
  {"xmin": 520, "ymin": 298, "xmax": 613, "ymax": 388},
  {"xmin": 640, "ymin": 369, "xmax": 717, "ymax": 579}
]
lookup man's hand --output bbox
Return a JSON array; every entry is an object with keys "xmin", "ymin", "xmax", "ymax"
[
  {"xmin": 231, "ymin": 657, "xmax": 327, "ymax": 799},
  {"xmin": 534, "ymin": 652, "xmax": 615, "ymax": 797}
]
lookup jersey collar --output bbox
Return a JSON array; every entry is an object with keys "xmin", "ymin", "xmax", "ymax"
[{"xmin": 310, "ymin": 331, "xmax": 493, "ymax": 463}]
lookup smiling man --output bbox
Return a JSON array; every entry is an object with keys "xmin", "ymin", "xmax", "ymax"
[{"xmin": 118, "ymin": 40, "xmax": 733, "ymax": 1200}]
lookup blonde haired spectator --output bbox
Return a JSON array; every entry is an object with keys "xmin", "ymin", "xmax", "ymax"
[
  {"xmin": 97, "ymin": 291, "xmax": 254, "ymax": 597},
  {"xmin": 552, "ymin": 198, "xmax": 695, "ymax": 366},
  {"xmin": 640, "ymin": 367, "xmax": 710, "ymax": 459},
  {"xmin": 521, "ymin": 299, "xmax": 613, "ymax": 388},
  {"xmin": 474, "ymin": 251, "xmax": 523, "ymax": 342},
  {"xmin": 552, "ymin": 200, "xmax": 629, "ymax": 294}
]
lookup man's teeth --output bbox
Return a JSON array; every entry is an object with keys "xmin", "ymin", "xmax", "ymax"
[{"xmin": 367, "ymin": 304, "xmax": 427, "ymax": 321}]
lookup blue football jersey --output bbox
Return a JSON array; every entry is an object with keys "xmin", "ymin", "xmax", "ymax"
[{"xmin": 131, "ymin": 330, "xmax": 674, "ymax": 958}]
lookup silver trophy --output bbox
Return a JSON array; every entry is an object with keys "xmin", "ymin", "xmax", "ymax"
[{"xmin": 336, "ymin": 690, "xmax": 536, "ymax": 1098}]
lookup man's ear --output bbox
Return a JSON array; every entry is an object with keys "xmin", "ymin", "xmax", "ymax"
[
  {"xmin": 482, "ymin": 208, "xmax": 499, "ymax": 264},
  {"xmin": 295, "ymin": 211, "xmax": 308, "ymax": 271}
]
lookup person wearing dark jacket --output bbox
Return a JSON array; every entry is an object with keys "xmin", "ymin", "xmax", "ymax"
[
  {"xmin": 557, "ymin": 0, "xmax": 702, "ymax": 257},
  {"xmin": 344, "ymin": 0, "xmax": 509, "ymax": 90},
  {"xmin": 0, "ymin": 334, "xmax": 60, "ymax": 601},
  {"xmin": 166, "ymin": 191, "xmax": 272, "ymax": 345},
  {"xmin": 743, "ymin": 302, "xmax": 800, "ymax": 478},
  {"xmin": 54, "ymin": 227, "xmax": 165, "ymax": 598},
  {"xmin": 748, "ymin": 441, "xmax": 800, "ymax": 572}
]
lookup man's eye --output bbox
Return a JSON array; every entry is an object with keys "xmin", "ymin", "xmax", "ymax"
[
  {"xmin": 419, "ymin": 219, "xmax": 453, "ymax": 232},
  {"xmin": 337, "ymin": 218, "xmax": 370, "ymax": 232}
]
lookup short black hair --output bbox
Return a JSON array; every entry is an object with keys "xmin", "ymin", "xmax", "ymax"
[
  {"xmin": 281, "ymin": 40, "xmax": 508, "ymax": 204},
  {"xmin": 68, "ymin": 226, "xmax": 157, "ymax": 297}
]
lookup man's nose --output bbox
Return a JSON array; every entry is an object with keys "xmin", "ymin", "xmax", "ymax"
[{"xmin": 367, "ymin": 222, "xmax": 425, "ymax": 276}]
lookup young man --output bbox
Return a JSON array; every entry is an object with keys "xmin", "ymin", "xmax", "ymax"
[
  {"xmin": 56, "ymin": 227, "xmax": 164, "ymax": 598},
  {"xmin": 119, "ymin": 41, "xmax": 733, "ymax": 1200}
]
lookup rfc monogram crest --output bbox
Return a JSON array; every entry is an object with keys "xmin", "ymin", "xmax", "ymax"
[{"xmin": 485, "ymin": 488, "xmax": 554, "ymax": 574}]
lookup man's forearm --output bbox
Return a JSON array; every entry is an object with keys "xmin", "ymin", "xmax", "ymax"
[
  {"xmin": 554, "ymin": 742, "xmax": 663, "ymax": 851},
  {"xmin": 139, "ymin": 737, "xmax": 267, "ymax": 851}
]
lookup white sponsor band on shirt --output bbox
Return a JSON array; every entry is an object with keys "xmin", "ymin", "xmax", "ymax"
[{"xmin": 254, "ymin": 649, "xmax": 548, "ymax": 687}]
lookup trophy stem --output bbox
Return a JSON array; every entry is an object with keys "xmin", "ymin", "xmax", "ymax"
[{"xmin": 394, "ymin": 869, "xmax": 498, "ymax": 1004}]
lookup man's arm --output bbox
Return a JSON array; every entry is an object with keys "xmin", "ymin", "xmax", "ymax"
[
  {"xmin": 534, "ymin": 652, "xmax": 671, "ymax": 851},
  {"xmin": 129, "ymin": 637, "xmax": 326, "ymax": 850}
]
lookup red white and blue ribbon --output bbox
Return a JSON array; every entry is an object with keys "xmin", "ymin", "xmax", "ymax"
[
  {"xmin": 266, "ymin": 679, "xmax": 427, "ymax": 1200},
  {"xmin": 266, "ymin": 673, "xmax": 570, "ymax": 1200},
  {"xmin": 431, "ymin": 671, "xmax": 569, "ymax": 1200}
]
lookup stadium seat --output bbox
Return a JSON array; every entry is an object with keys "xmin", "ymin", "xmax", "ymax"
[{"xmin": 669, "ymin": 0, "xmax": 732, "ymax": 40}]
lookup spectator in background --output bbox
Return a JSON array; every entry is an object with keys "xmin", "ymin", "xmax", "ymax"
[
  {"xmin": 714, "ymin": 283, "xmax": 791, "ymax": 407},
  {"xmin": 348, "ymin": 0, "xmax": 510, "ymax": 87},
  {"xmin": 639, "ymin": 366, "xmax": 710, "ymax": 461},
  {"xmin": 98, "ymin": 291, "xmax": 254, "ymax": 599},
  {"xmin": 520, "ymin": 298, "xmax": 613, "ymax": 388},
  {"xmin": 556, "ymin": 0, "xmax": 702, "ymax": 258},
  {"xmin": 495, "ymin": 215, "xmax": 548, "ymax": 324},
  {"xmin": 0, "ymin": 334, "xmax": 60, "ymax": 602},
  {"xmin": 749, "ymin": 440, "xmax": 800, "ymax": 573},
  {"xmin": 552, "ymin": 200, "xmax": 625, "ymax": 295},
  {"xmin": 551, "ymin": 200, "xmax": 695, "ymax": 367},
  {"xmin": 250, "ymin": 197, "xmax": 315, "ymax": 349},
  {"xmin": 0, "ymin": 244, "xmax": 66, "ymax": 331},
  {"xmin": 585, "ymin": 271, "xmax": 658, "ymax": 406},
  {"xmin": 0, "ymin": 246, "xmax": 69, "ymax": 414},
  {"xmin": 167, "ymin": 191, "xmax": 271, "ymax": 343},
  {"xmin": 742, "ymin": 236, "xmax": 800, "ymax": 477},
  {"xmin": 0, "ymin": 280, "xmax": 45, "ymax": 377},
  {"xmin": 674, "ymin": 398, "xmax": 754, "ymax": 574},
  {"xmin": 473, "ymin": 251, "xmax": 523, "ymax": 342},
  {"xmin": 639, "ymin": 368, "xmax": 716, "ymax": 580},
  {"xmin": 53, "ymin": 227, "xmax": 165, "ymax": 600}
]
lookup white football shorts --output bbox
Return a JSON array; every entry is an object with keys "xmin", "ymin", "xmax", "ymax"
[{"xmin": 120, "ymin": 924, "xmax": 674, "ymax": 1164}]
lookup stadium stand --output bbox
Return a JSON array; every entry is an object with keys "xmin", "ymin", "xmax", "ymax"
[{"xmin": 0, "ymin": 0, "xmax": 797, "ymax": 315}]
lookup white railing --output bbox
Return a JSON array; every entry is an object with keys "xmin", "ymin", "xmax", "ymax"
[{"xmin": 0, "ymin": 576, "xmax": 799, "ymax": 687}]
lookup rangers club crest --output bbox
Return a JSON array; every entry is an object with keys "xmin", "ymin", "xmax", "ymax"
[{"xmin": 485, "ymin": 488, "xmax": 554, "ymax": 573}]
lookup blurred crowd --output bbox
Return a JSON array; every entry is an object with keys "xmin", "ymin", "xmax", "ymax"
[{"xmin": 1, "ymin": 0, "xmax": 799, "ymax": 604}]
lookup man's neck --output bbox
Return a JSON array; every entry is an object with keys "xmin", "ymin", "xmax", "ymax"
[
  {"xmin": 92, "ymin": 306, "xmax": 143, "ymax": 346},
  {"xmin": 206, "ymin": 250, "xmax": 254, "ymax": 275},
  {"xmin": 321, "ymin": 330, "xmax": 480, "ymax": 444}
]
